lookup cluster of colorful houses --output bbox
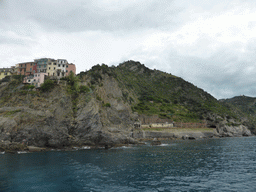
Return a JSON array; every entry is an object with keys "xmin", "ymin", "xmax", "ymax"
[{"xmin": 0, "ymin": 58, "xmax": 76, "ymax": 87}]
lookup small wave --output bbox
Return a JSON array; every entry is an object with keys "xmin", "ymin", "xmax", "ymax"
[
  {"xmin": 17, "ymin": 151, "xmax": 28, "ymax": 154},
  {"xmin": 113, "ymin": 146, "xmax": 132, "ymax": 149},
  {"xmin": 159, "ymin": 143, "xmax": 176, "ymax": 147},
  {"xmin": 0, "ymin": 151, "xmax": 5, "ymax": 154},
  {"xmin": 82, "ymin": 146, "xmax": 91, "ymax": 150},
  {"xmin": 120, "ymin": 146, "xmax": 131, "ymax": 149},
  {"xmin": 160, "ymin": 144, "xmax": 169, "ymax": 146}
]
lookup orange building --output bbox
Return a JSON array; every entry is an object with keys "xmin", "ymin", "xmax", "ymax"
[
  {"xmin": 66, "ymin": 63, "xmax": 76, "ymax": 76},
  {"xmin": 17, "ymin": 62, "xmax": 36, "ymax": 75}
]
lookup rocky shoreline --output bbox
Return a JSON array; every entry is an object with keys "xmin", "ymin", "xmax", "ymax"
[{"xmin": 1, "ymin": 126, "xmax": 253, "ymax": 153}]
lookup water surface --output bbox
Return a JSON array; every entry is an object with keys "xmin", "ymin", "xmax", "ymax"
[{"xmin": 1, "ymin": 137, "xmax": 256, "ymax": 191}]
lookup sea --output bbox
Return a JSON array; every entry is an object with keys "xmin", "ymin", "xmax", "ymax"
[{"xmin": 1, "ymin": 137, "xmax": 256, "ymax": 192}]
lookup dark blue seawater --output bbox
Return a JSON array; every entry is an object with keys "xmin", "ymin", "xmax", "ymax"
[{"xmin": 1, "ymin": 137, "xmax": 256, "ymax": 192}]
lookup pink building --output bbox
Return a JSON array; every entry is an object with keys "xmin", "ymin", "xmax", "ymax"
[
  {"xmin": 66, "ymin": 63, "xmax": 76, "ymax": 76},
  {"xmin": 32, "ymin": 73, "xmax": 48, "ymax": 87}
]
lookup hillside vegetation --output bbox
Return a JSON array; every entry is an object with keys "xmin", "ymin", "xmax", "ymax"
[
  {"xmin": 78, "ymin": 60, "xmax": 250, "ymax": 128},
  {"xmin": 220, "ymin": 96, "xmax": 256, "ymax": 131}
]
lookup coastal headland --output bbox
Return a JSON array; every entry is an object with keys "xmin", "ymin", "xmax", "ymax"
[{"xmin": 0, "ymin": 61, "xmax": 254, "ymax": 153}]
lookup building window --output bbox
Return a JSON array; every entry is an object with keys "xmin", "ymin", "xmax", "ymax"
[
  {"xmin": 49, "ymin": 67, "xmax": 51, "ymax": 70},
  {"xmin": 58, "ymin": 64, "xmax": 60, "ymax": 67},
  {"xmin": 54, "ymin": 67, "xmax": 56, "ymax": 70},
  {"xmin": 66, "ymin": 65, "xmax": 68, "ymax": 68},
  {"xmin": 66, "ymin": 70, "xmax": 68, "ymax": 72},
  {"xmin": 30, "ymin": 68, "xmax": 32, "ymax": 71},
  {"xmin": 63, "ymin": 64, "xmax": 65, "ymax": 67},
  {"xmin": 31, "ymin": 63, "xmax": 33, "ymax": 66}
]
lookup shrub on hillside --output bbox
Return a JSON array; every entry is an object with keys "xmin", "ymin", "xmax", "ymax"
[
  {"xmin": 79, "ymin": 85, "xmax": 90, "ymax": 93},
  {"xmin": 23, "ymin": 85, "xmax": 35, "ymax": 90},
  {"xmin": 103, "ymin": 103, "xmax": 111, "ymax": 107},
  {"xmin": 40, "ymin": 79, "xmax": 55, "ymax": 92}
]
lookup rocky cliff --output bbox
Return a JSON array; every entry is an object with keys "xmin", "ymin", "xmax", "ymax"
[
  {"xmin": 0, "ymin": 61, "xmax": 253, "ymax": 151},
  {"xmin": 0, "ymin": 75, "xmax": 138, "ymax": 150}
]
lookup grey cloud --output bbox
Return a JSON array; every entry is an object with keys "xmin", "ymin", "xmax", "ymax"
[
  {"xmin": 181, "ymin": 51, "xmax": 256, "ymax": 99},
  {"xmin": 0, "ymin": 0, "xmax": 180, "ymax": 33}
]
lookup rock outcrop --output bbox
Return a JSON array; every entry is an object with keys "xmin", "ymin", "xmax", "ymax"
[
  {"xmin": 215, "ymin": 124, "xmax": 252, "ymax": 137},
  {"xmin": 0, "ymin": 75, "xmax": 138, "ymax": 151}
]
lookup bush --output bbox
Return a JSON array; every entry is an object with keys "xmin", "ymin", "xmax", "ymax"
[
  {"xmin": 23, "ymin": 85, "xmax": 35, "ymax": 90},
  {"xmin": 96, "ymin": 95, "xmax": 102, "ymax": 101},
  {"xmin": 40, "ymin": 79, "xmax": 55, "ymax": 92},
  {"xmin": 79, "ymin": 85, "xmax": 90, "ymax": 93},
  {"xmin": 103, "ymin": 103, "xmax": 111, "ymax": 107}
]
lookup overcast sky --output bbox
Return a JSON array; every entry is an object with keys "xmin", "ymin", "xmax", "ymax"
[{"xmin": 1, "ymin": 0, "xmax": 256, "ymax": 99}]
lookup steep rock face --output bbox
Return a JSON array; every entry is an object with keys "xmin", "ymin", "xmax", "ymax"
[
  {"xmin": 0, "ymin": 86, "xmax": 74, "ymax": 148},
  {"xmin": 0, "ymin": 75, "xmax": 138, "ymax": 149},
  {"xmin": 74, "ymin": 75, "xmax": 137, "ymax": 146},
  {"xmin": 216, "ymin": 124, "xmax": 252, "ymax": 137}
]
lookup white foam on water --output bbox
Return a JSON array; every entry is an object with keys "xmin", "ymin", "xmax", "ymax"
[
  {"xmin": 159, "ymin": 143, "xmax": 177, "ymax": 147},
  {"xmin": 82, "ymin": 146, "xmax": 91, "ymax": 150},
  {"xmin": 112, "ymin": 146, "xmax": 133, "ymax": 150}
]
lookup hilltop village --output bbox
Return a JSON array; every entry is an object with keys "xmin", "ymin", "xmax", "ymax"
[{"xmin": 0, "ymin": 58, "xmax": 76, "ymax": 87}]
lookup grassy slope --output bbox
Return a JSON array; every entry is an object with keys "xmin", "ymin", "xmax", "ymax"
[
  {"xmin": 220, "ymin": 96, "xmax": 256, "ymax": 130},
  {"xmin": 113, "ymin": 61, "xmax": 240, "ymax": 123},
  {"xmin": 78, "ymin": 61, "xmax": 241, "ymax": 124}
]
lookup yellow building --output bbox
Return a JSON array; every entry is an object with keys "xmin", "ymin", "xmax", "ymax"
[
  {"xmin": 0, "ymin": 68, "xmax": 14, "ymax": 80},
  {"xmin": 46, "ymin": 59, "xmax": 67, "ymax": 78},
  {"xmin": 46, "ymin": 59, "xmax": 57, "ymax": 76}
]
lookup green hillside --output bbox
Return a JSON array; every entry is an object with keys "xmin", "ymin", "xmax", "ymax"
[
  {"xmin": 220, "ymin": 96, "xmax": 256, "ymax": 131},
  {"xmin": 220, "ymin": 96, "xmax": 256, "ymax": 116},
  {"xmin": 78, "ymin": 60, "xmax": 244, "ymax": 125}
]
